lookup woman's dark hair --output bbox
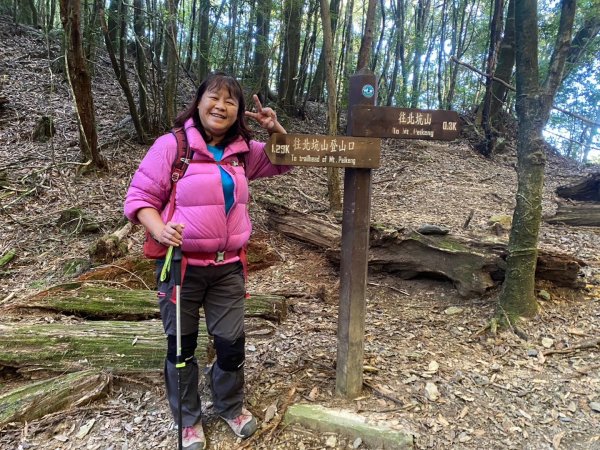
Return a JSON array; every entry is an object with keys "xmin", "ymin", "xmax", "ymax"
[{"xmin": 174, "ymin": 72, "xmax": 252, "ymax": 147}]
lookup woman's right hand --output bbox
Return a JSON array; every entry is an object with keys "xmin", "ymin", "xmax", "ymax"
[
  {"xmin": 137, "ymin": 208, "xmax": 185, "ymax": 247},
  {"xmin": 156, "ymin": 221, "xmax": 185, "ymax": 247}
]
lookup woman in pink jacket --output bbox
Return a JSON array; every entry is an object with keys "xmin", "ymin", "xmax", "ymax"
[{"xmin": 124, "ymin": 72, "xmax": 289, "ymax": 450}]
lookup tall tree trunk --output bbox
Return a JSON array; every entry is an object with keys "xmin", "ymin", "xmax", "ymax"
[
  {"xmin": 278, "ymin": 0, "xmax": 302, "ymax": 114},
  {"xmin": 340, "ymin": 0, "xmax": 355, "ymax": 103},
  {"xmin": 252, "ymin": 0, "xmax": 272, "ymax": 100},
  {"xmin": 357, "ymin": 0, "xmax": 377, "ymax": 70},
  {"xmin": 185, "ymin": 0, "xmax": 197, "ymax": 71},
  {"xmin": 561, "ymin": 15, "xmax": 600, "ymax": 83},
  {"xmin": 409, "ymin": 0, "xmax": 431, "ymax": 108},
  {"xmin": 106, "ymin": 0, "xmax": 119, "ymax": 46},
  {"xmin": 445, "ymin": 0, "xmax": 471, "ymax": 109},
  {"xmin": 163, "ymin": 0, "xmax": 179, "ymax": 127},
  {"xmin": 489, "ymin": 0, "xmax": 515, "ymax": 120},
  {"xmin": 437, "ymin": 0, "xmax": 448, "ymax": 108},
  {"xmin": 241, "ymin": 0, "xmax": 256, "ymax": 79},
  {"xmin": 295, "ymin": 0, "xmax": 317, "ymax": 102},
  {"xmin": 498, "ymin": 0, "xmax": 576, "ymax": 321},
  {"xmin": 83, "ymin": 0, "xmax": 100, "ymax": 71},
  {"xmin": 99, "ymin": 7, "xmax": 146, "ymax": 143},
  {"xmin": 479, "ymin": 0, "xmax": 504, "ymax": 157},
  {"xmin": 320, "ymin": 0, "xmax": 341, "ymax": 212},
  {"xmin": 60, "ymin": 0, "xmax": 106, "ymax": 170},
  {"xmin": 387, "ymin": 0, "xmax": 405, "ymax": 105},
  {"xmin": 133, "ymin": 0, "xmax": 150, "ymax": 133},
  {"xmin": 224, "ymin": 0, "xmax": 238, "ymax": 73},
  {"xmin": 371, "ymin": 0, "xmax": 386, "ymax": 72},
  {"xmin": 308, "ymin": 0, "xmax": 340, "ymax": 102},
  {"xmin": 196, "ymin": 0, "xmax": 210, "ymax": 81},
  {"xmin": 25, "ymin": 0, "xmax": 38, "ymax": 26}
]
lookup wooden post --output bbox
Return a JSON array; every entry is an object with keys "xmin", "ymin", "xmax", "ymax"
[{"xmin": 336, "ymin": 68, "xmax": 376, "ymax": 398}]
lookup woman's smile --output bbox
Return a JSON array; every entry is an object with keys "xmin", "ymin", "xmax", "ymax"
[{"xmin": 198, "ymin": 87, "xmax": 239, "ymax": 143}]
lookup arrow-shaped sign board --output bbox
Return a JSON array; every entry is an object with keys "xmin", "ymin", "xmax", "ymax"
[
  {"xmin": 350, "ymin": 105, "xmax": 461, "ymax": 141},
  {"xmin": 265, "ymin": 133, "xmax": 381, "ymax": 169}
]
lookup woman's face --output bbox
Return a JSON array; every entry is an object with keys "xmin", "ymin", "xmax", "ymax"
[{"xmin": 197, "ymin": 86, "xmax": 239, "ymax": 145}]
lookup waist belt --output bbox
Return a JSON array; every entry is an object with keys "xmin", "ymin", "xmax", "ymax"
[{"xmin": 185, "ymin": 250, "xmax": 240, "ymax": 263}]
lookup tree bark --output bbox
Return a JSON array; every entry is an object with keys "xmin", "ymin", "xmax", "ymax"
[
  {"xmin": 320, "ymin": 0, "xmax": 341, "ymax": 212},
  {"xmin": 252, "ymin": 0, "xmax": 272, "ymax": 100},
  {"xmin": 356, "ymin": 0, "xmax": 377, "ymax": 70},
  {"xmin": 195, "ymin": 0, "xmax": 210, "ymax": 81},
  {"xmin": 546, "ymin": 202, "xmax": 600, "ymax": 226},
  {"xmin": 0, "ymin": 320, "xmax": 176, "ymax": 373},
  {"xmin": 307, "ymin": 0, "xmax": 340, "ymax": 102},
  {"xmin": 489, "ymin": 0, "xmax": 515, "ymax": 120},
  {"xmin": 163, "ymin": 0, "xmax": 179, "ymax": 127},
  {"xmin": 561, "ymin": 15, "xmax": 600, "ymax": 83},
  {"xmin": 498, "ymin": 0, "xmax": 576, "ymax": 321},
  {"xmin": 479, "ymin": 0, "xmax": 504, "ymax": 157},
  {"xmin": 133, "ymin": 0, "xmax": 150, "ymax": 133},
  {"xmin": 409, "ymin": 0, "xmax": 431, "ymax": 108},
  {"xmin": 278, "ymin": 0, "xmax": 302, "ymax": 114},
  {"xmin": 387, "ymin": 0, "xmax": 406, "ymax": 106},
  {"xmin": 60, "ymin": 0, "xmax": 106, "ymax": 170},
  {"xmin": 0, "ymin": 370, "xmax": 109, "ymax": 427},
  {"xmin": 99, "ymin": 7, "xmax": 146, "ymax": 143},
  {"xmin": 11, "ymin": 282, "xmax": 288, "ymax": 322},
  {"xmin": 556, "ymin": 173, "xmax": 600, "ymax": 201}
]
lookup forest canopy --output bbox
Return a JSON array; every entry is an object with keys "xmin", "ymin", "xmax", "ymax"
[{"xmin": 1, "ymin": 0, "xmax": 599, "ymax": 161}]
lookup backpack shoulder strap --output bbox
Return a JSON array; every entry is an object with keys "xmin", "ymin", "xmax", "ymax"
[{"xmin": 170, "ymin": 127, "xmax": 193, "ymax": 182}]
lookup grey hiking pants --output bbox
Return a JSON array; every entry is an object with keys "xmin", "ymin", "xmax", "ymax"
[{"xmin": 158, "ymin": 261, "xmax": 246, "ymax": 427}]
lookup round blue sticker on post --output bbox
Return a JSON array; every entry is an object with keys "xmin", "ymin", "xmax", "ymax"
[{"xmin": 362, "ymin": 84, "xmax": 375, "ymax": 98}]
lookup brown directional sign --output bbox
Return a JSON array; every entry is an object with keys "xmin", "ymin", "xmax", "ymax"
[
  {"xmin": 350, "ymin": 105, "xmax": 461, "ymax": 140},
  {"xmin": 265, "ymin": 133, "xmax": 381, "ymax": 169}
]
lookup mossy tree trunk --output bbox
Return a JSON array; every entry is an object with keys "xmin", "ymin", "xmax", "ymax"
[
  {"xmin": 0, "ymin": 370, "xmax": 109, "ymax": 427},
  {"xmin": 0, "ymin": 320, "xmax": 198, "ymax": 374},
  {"xmin": 10, "ymin": 282, "xmax": 287, "ymax": 322},
  {"xmin": 498, "ymin": 0, "xmax": 575, "ymax": 321}
]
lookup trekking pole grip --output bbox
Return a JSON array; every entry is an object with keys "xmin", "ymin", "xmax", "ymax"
[{"xmin": 172, "ymin": 246, "xmax": 182, "ymax": 285}]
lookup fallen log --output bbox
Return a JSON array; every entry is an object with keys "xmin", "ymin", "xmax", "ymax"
[
  {"xmin": 556, "ymin": 173, "xmax": 600, "ymax": 201},
  {"xmin": 545, "ymin": 202, "xmax": 600, "ymax": 226},
  {"xmin": 0, "ymin": 320, "xmax": 196, "ymax": 374},
  {"xmin": 0, "ymin": 369, "xmax": 109, "ymax": 427},
  {"xmin": 89, "ymin": 222, "xmax": 133, "ymax": 264},
  {"xmin": 257, "ymin": 196, "xmax": 586, "ymax": 297},
  {"xmin": 329, "ymin": 230, "xmax": 505, "ymax": 297},
  {"xmin": 77, "ymin": 256, "xmax": 156, "ymax": 289},
  {"xmin": 9, "ymin": 281, "xmax": 287, "ymax": 322},
  {"xmin": 257, "ymin": 194, "xmax": 341, "ymax": 249}
]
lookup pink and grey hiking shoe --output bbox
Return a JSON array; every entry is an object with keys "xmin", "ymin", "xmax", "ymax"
[
  {"xmin": 182, "ymin": 422, "xmax": 206, "ymax": 450},
  {"xmin": 221, "ymin": 407, "xmax": 257, "ymax": 438}
]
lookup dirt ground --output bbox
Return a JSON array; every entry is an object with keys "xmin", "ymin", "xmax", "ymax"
[{"xmin": 1, "ymin": 18, "xmax": 599, "ymax": 450}]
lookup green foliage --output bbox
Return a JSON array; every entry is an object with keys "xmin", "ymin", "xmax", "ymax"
[{"xmin": 4, "ymin": 0, "xmax": 597, "ymax": 163}]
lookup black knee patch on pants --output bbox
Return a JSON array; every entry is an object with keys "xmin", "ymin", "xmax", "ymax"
[
  {"xmin": 166, "ymin": 332, "xmax": 198, "ymax": 364},
  {"xmin": 214, "ymin": 334, "xmax": 245, "ymax": 372}
]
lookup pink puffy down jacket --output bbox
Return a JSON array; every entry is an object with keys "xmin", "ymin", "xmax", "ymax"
[{"xmin": 124, "ymin": 118, "xmax": 290, "ymax": 266}]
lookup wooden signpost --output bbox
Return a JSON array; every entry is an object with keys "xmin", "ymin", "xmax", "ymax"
[
  {"xmin": 264, "ymin": 133, "xmax": 381, "ymax": 168},
  {"xmin": 351, "ymin": 105, "xmax": 460, "ymax": 141},
  {"xmin": 263, "ymin": 69, "xmax": 460, "ymax": 399}
]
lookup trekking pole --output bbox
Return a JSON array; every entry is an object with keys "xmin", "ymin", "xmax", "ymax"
[{"xmin": 172, "ymin": 246, "xmax": 184, "ymax": 450}]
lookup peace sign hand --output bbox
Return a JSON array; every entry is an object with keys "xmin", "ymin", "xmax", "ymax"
[{"xmin": 245, "ymin": 95, "xmax": 287, "ymax": 134}]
